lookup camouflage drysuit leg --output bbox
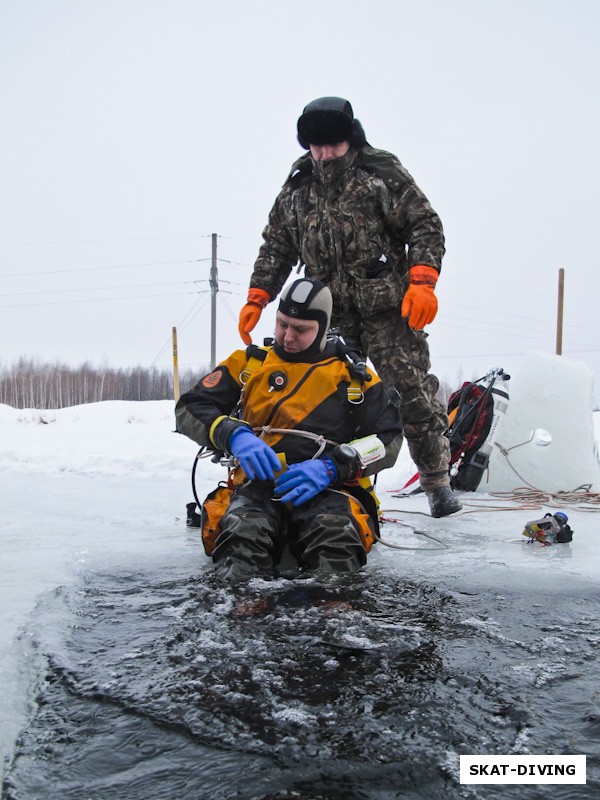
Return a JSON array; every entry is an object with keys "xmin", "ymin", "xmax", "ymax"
[
  {"xmin": 289, "ymin": 491, "xmax": 368, "ymax": 575},
  {"xmin": 213, "ymin": 484, "xmax": 368, "ymax": 579},
  {"xmin": 212, "ymin": 483, "xmax": 286, "ymax": 582},
  {"xmin": 347, "ymin": 308, "xmax": 450, "ymax": 491}
]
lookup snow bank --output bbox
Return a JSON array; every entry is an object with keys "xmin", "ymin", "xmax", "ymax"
[{"xmin": 0, "ymin": 400, "xmax": 196, "ymax": 479}]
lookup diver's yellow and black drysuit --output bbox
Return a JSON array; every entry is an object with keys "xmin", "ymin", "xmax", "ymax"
[{"xmin": 176, "ymin": 336, "xmax": 404, "ymax": 581}]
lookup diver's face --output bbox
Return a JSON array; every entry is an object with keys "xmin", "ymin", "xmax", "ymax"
[{"xmin": 275, "ymin": 311, "xmax": 319, "ymax": 353}]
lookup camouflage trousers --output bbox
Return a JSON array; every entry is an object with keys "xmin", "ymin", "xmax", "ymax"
[
  {"xmin": 333, "ymin": 305, "xmax": 451, "ymax": 491},
  {"xmin": 212, "ymin": 483, "xmax": 368, "ymax": 582}
]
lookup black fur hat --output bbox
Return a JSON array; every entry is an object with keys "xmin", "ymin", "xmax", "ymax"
[{"xmin": 297, "ymin": 96, "xmax": 367, "ymax": 149}]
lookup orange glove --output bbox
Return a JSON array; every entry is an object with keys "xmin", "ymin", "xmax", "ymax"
[
  {"xmin": 238, "ymin": 288, "xmax": 271, "ymax": 345},
  {"xmin": 401, "ymin": 265, "xmax": 439, "ymax": 330}
]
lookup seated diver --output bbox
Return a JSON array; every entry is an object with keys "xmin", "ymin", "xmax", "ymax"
[{"xmin": 175, "ymin": 277, "xmax": 404, "ymax": 581}]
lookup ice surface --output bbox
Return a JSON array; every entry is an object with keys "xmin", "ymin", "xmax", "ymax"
[{"xmin": 1, "ymin": 393, "xmax": 599, "ymax": 789}]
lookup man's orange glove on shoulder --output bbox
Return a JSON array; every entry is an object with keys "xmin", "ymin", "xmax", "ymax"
[
  {"xmin": 238, "ymin": 288, "xmax": 271, "ymax": 345},
  {"xmin": 401, "ymin": 265, "xmax": 439, "ymax": 330}
]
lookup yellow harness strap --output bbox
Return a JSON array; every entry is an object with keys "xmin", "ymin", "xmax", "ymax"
[
  {"xmin": 240, "ymin": 344, "xmax": 364, "ymax": 404},
  {"xmin": 347, "ymin": 376, "xmax": 364, "ymax": 404},
  {"xmin": 240, "ymin": 345, "xmax": 271, "ymax": 384}
]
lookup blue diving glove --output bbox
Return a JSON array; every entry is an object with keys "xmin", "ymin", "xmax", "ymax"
[
  {"xmin": 274, "ymin": 458, "xmax": 337, "ymax": 507},
  {"xmin": 228, "ymin": 426, "xmax": 281, "ymax": 482}
]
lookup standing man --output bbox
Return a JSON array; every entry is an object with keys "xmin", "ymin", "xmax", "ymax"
[{"xmin": 238, "ymin": 96, "xmax": 460, "ymax": 517}]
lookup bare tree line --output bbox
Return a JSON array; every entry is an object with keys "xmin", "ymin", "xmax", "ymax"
[
  {"xmin": 0, "ymin": 356, "xmax": 471, "ymax": 411},
  {"xmin": 0, "ymin": 358, "xmax": 209, "ymax": 409},
  {"xmin": 3, "ymin": 357, "xmax": 595, "ymax": 415}
]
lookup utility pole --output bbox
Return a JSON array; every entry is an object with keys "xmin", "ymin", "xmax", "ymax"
[
  {"xmin": 210, "ymin": 233, "xmax": 218, "ymax": 369},
  {"xmin": 556, "ymin": 267, "xmax": 565, "ymax": 355}
]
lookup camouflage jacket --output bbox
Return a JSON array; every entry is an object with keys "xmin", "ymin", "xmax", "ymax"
[{"xmin": 250, "ymin": 145, "xmax": 445, "ymax": 320}]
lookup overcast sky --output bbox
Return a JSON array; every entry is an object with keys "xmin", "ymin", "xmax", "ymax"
[{"xmin": 1, "ymin": 0, "xmax": 599, "ymax": 399}]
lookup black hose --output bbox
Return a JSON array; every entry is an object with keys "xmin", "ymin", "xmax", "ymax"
[{"xmin": 191, "ymin": 447, "xmax": 205, "ymax": 509}]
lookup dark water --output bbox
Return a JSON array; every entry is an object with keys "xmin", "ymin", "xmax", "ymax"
[{"xmin": 2, "ymin": 565, "xmax": 599, "ymax": 800}]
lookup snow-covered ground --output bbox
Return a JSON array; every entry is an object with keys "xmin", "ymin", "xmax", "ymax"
[{"xmin": 1, "ymin": 398, "xmax": 599, "ymax": 793}]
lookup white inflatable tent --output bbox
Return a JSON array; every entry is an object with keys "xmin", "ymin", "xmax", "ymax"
[{"xmin": 480, "ymin": 351, "xmax": 600, "ymax": 493}]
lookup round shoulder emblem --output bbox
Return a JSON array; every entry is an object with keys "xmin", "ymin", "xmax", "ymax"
[{"xmin": 201, "ymin": 370, "xmax": 222, "ymax": 388}]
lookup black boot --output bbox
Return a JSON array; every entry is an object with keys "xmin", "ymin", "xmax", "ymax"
[
  {"xmin": 186, "ymin": 502, "xmax": 202, "ymax": 528},
  {"xmin": 426, "ymin": 487, "xmax": 462, "ymax": 518}
]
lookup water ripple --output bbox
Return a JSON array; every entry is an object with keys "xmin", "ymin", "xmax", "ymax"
[{"xmin": 3, "ymin": 569, "xmax": 599, "ymax": 799}]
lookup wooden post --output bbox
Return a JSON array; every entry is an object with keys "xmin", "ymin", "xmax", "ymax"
[
  {"xmin": 556, "ymin": 268, "xmax": 564, "ymax": 355},
  {"xmin": 172, "ymin": 326, "xmax": 180, "ymax": 402},
  {"xmin": 210, "ymin": 233, "xmax": 218, "ymax": 370}
]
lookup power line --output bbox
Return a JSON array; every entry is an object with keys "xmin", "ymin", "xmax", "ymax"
[
  {"xmin": 444, "ymin": 301, "xmax": 600, "ymax": 337},
  {"xmin": 0, "ymin": 290, "xmax": 198, "ymax": 309},
  {"xmin": 220, "ymin": 295, "xmax": 244, "ymax": 324},
  {"xmin": 0, "ymin": 234, "xmax": 215, "ymax": 247},
  {"xmin": 438, "ymin": 315, "xmax": 600, "ymax": 348},
  {"xmin": 444, "ymin": 275, "xmax": 598, "ymax": 310},
  {"xmin": 2, "ymin": 279, "xmax": 199, "ymax": 298},
  {"xmin": 433, "ymin": 347, "xmax": 600, "ymax": 360},
  {"xmin": 0, "ymin": 258, "xmax": 209, "ymax": 279},
  {"xmin": 150, "ymin": 296, "xmax": 212, "ymax": 367}
]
